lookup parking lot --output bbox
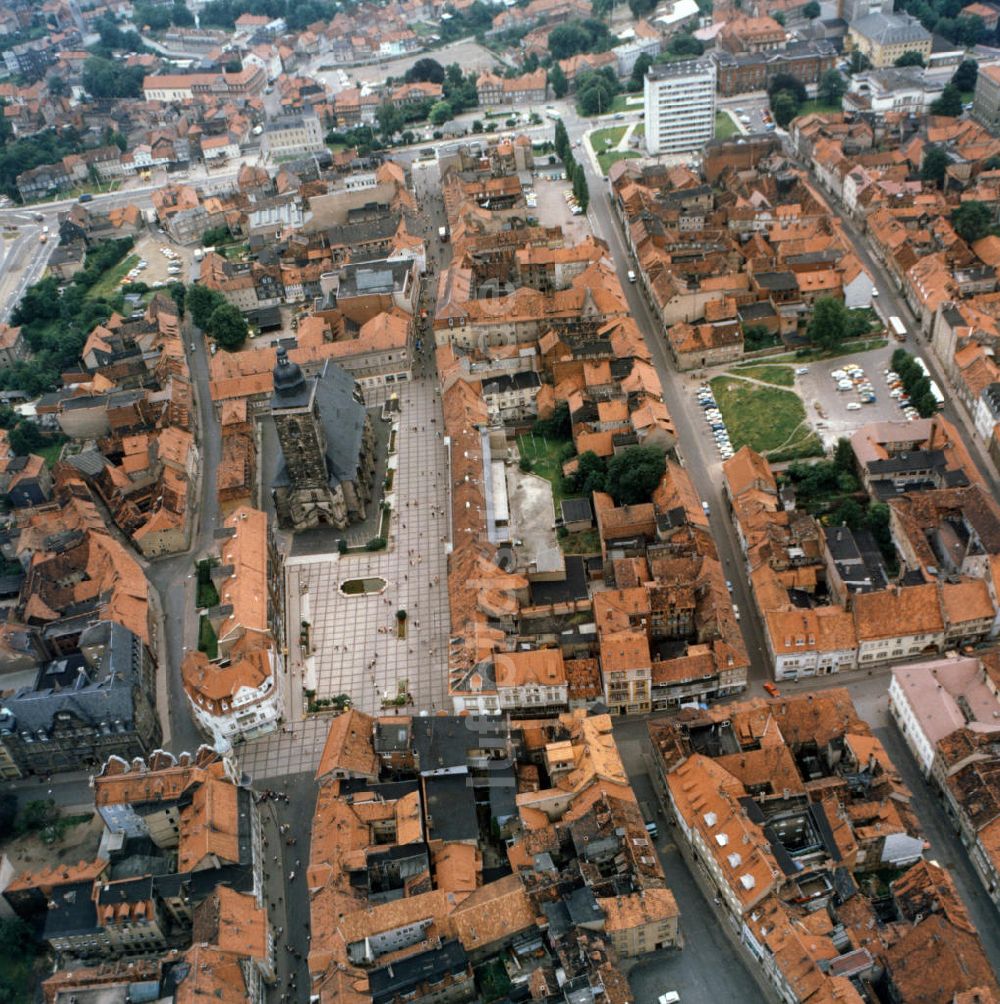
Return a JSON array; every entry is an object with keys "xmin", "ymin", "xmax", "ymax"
[
  {"xmin": 532, "ymin": 174, "xmax": 592, "ymax": 241},
  {"xmin": 795, "ymin": 341, "xmax": 915, "ymax": 446},
  {"xmin": 132, "ymin": 233, "xmax": 191, "ymax": 287}
]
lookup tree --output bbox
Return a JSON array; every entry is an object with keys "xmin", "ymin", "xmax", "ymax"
[
  {"xmin": 629, "ymin": 52, "xmax": 652, "ymax": 91},
  {"xmin": 894, "ymin": 50, "xmax": 925, "ymax": 67},
  {"xmin": 807, "ymin": 296, "xmax": 850, "ymax": 351},
  {"xmin": 628, "ymin": 0, "xmax": 656, "ymax": 17},
  {"xmin": 848, "ymin": 49, "xmax": 871, "ymax": 74},
  {"xmin": 549, "ymin": 62, "xmax": 568, "ymax": 98},
  {"xmin": 931, "ymin": 82, "xmax": 963, "ymax": 116},
  {"xmin": 168, "ymin": 282, "xmax": 186, "ymax": 318},
  {"xmin": 549, "ymin": 22, "xmax": 595, "ymax": 59},
  {"xmin": 573, "ymin": 162, "xmax": 589, "ymax": 211},
  {"xmin": 405, "ymin": 57, "xmax": 445, "ymax": 84},
  {"xmin": 9, "ymin": 420, "xmax": 45, "ymax": 456},
  {"xmin": 376, "ymin": 102, "xmax": 404, "ymax": 139},
  {"xmin": 952, "ymin": 57, "xmax": 978, "ymax": 93},
  {"xmin": 567, "ymin": 450, "xmax": 607, "ymax": 496},
  {"xmin": 768, "ymin": 73, "xmax": 807, "ymax": 104},
  {"xmin": 834, "ymin": 437, "xmax": 855, "ymax": 473},
  {"xmin": 533, "ymin": 401, "xmax": 571, "ymax": 439},
  {"xmin": 202, "ymin": 224, "xmax": 230, "ymax": 246},
  {"xmin": 554, "ymin": 118, "xmax": 570, "ymax": 162},
  {"xmin": 804, "ymin": 0, "xmax": 820, "ymax": 16},
  {"xmin": 472, "ymin": 119, "xmax": 484, "ymax": 133},
  {"xmin": 818, "ymin": 68, "xmax": 846, "ymax": 107},
  {"xmin": 47, "ymin": 74, "xmax": 67, "ymax": 96},
  {"xmin": 605, "ymin": 445, "xmax": 666, "ymax": 505},
  {"xmin": 186, "ymin": 284, "xmax": 225, "ymax": 329},
  {"xmin": 82, "ymin": 56, "xmax": 144, "ymax": 99},
  {"xmin": 891, "ymin": 347, "xmax": 910, "ymax": 371},
  {"xmin": 952, "ymin": 200, "xmax": 993, "ymax": 243},
  {"xmin": 15, "ymin": 798, "xmax": 58, "ymax": 835},
  {"xmin": 171, "ymin": 1, "xmax": 194, "ymax": 26},
  {"xmin": 576, "ymin": 68, "xmax": 619, "ymax": 116},
  {"xmin": 771, "ymin": 90, "xmax": 800, "ymax": 128},
  {"xmin": 428, "ymin": 100, "xmax": 452, "ymax": 126},
  {"xmin": 921, "ymin": 145, "xmax": 949, "ymax": 187},
  {"xmin": 773, "ymin": 10, "xmax": 785, "ymax": 24},
  {"xmin": 206, "ymin": 302, "xmax": 248, "ymax": 351},
  {"xmin": 667, "ymin": 32, "xmax": 704, "ymax": 56}
]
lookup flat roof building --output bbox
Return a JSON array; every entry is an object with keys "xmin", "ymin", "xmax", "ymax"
[{"xmin": 644, "ymin": 60, "xmax": 716, "ymax": 156}]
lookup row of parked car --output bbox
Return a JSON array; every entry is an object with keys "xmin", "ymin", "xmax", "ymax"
[
  {"xmin": 885, "ymin": 368, "xmax": 921, "ymax": 421},
  {"xmin": 831, "ymin": 362, "xmax": 875, "ymax": 411},
  {"xmin": 696, "ymin": 385, "xmax": 734, "ymax": 460}
]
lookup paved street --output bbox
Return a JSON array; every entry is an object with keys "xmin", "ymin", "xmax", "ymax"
[
  {"xmin": 144, "ymin": 313, "xmax": 223, "ymax": 755},
  {"xmin": 255, "ymin": 772, "xmax": 317, "ymax": 1002},
  {"xmin": 613, "ymin": 722, "xmax": 767, "ymax": 1004}
]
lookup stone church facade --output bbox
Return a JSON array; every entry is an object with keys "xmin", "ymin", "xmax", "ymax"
[{"xmin": 270, "ymin": 348, "xmax": 377, "ymax": 531}]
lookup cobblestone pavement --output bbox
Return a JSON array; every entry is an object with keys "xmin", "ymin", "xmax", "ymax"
[
  {"xmin": 284, "ymin": 378, "xmax": 450, "ymax": 717},
  {"xmin": 236, "ymin": 717, "xmax": 330, "ymax": 782}
]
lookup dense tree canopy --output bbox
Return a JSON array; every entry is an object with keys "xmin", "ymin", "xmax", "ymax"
[
  {"xmin": 771, "ymin": 90, "xmax": 800, "ymax": 128},
  {"xmin": 0, "ymin": 239, "xmax": 134, "ymax": 396},
  {"xmin": 806, "ymin": 297, "xmax": 871, "ymax": 351},
  {"xmin": 548, "ymin": 18, "xmax": 615, "ymax": 59},
  {"xmin": 575, "ymin": 67, "xmax": 619, "ymax": 115},
  {"xmin": 930, "ymin": 82, "xmax": 963, "ymax": 116},
  {"xmin": 818, "ymin": 69, "xmax": 846, "ymax": 107},
  {"xmin": 605, "ymin": 446, "xmax": 666, "ymax": 505},
  {"xmin": 952, "ymin": 200, "xmax": 993, "ymax": 243},
  {"xmin": 405, "ymin": 58, "xmax": 445, "ymax": 84},
  {"xmin": 920, "ymin": 145, "xmax": 949, "ymax": 186},
  {"xmin": 894, "ymin": 49, "xmax": 925, "ymax": 66},
  {"xmin": 83, "ymin": 57, "xmax": 145, "ymax": 99},
  {"xmin": 952, "ymin": 58, "xmax": 978, "ymax": 92},
  {"xmin": 206, "ymin": 303, "xmax": 248, "ymax": 351},
  {"xmin": 549, "ymin": 63, "xmax": 568, "ymax": 98}
]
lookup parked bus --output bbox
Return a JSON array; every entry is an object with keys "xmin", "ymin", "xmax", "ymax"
[
  {"xmin": 914, "ymin": 356, "xmax": 930, "ymax": 379},
  {"xmin": 929, "ymin": 380, "xmax": 944, "ymax": 407},
  {"xmin": 888, "ymin": 316, "xmax": 907, "ymax": 340}
]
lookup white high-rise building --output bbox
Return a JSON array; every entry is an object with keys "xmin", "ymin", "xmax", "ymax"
[{"xmin": 644, "ymin": 60, "xmax": 716, "ymax": 156}]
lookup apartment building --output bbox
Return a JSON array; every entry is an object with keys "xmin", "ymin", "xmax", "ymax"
[
  {"xmin": 644, "ymin": 60, "xmax": 716, "ymax": 156},
  {"xmin": 261, "ymin": 115, "xmax": 325, "ymax": 160},
  {"xmin": 973, "ymin": 63, "xmax": 1000, "ymax": 133}
]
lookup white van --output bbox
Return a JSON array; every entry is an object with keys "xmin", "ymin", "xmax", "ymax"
[
  {"xmin": 627, "ymin": 269, "xmax": 637, "ymax": 283},
  {"xmin": 659, "ymin": 994, "xmax": 680, "ymax": 1004}
]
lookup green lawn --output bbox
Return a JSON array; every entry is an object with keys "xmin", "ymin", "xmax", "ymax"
[
  {"xmin": 561, "ymin": 528, "xmax": 601, "ymax": 554},
  {"xmin": 518, "ymin": 433, "xmax": 572, "ymax": 506},
  {"xmin": 35, "ymin": 437, "xmax": 66, "ymax": 467},
  {"xmin": 590, "ymin": 125, "xmax": 627, "ymax": 151},
  {"xmin": 710, "ymin": 377, "xmax": 822, "ymax": 459},
  {"xmin": 85, "ymin": 253, "xmax": 138, "ymax": 300},
  {"xmin": 598, "ymin": 149, "xmax": 642, "ymax": 174},
  {"xmin": 797, "ymin": 99, "xmax": 843, "ymax": 116},
  {"xmin": 715, "ymin": 110, "xmax": 739, "ymax": 139},
  {"xmin": 633, "ymin": 121, "xmax": 644, "ymax": 138},
  {"xmin": 729, "ymin": 364, "xmax": 795, "ymax": 387}
]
